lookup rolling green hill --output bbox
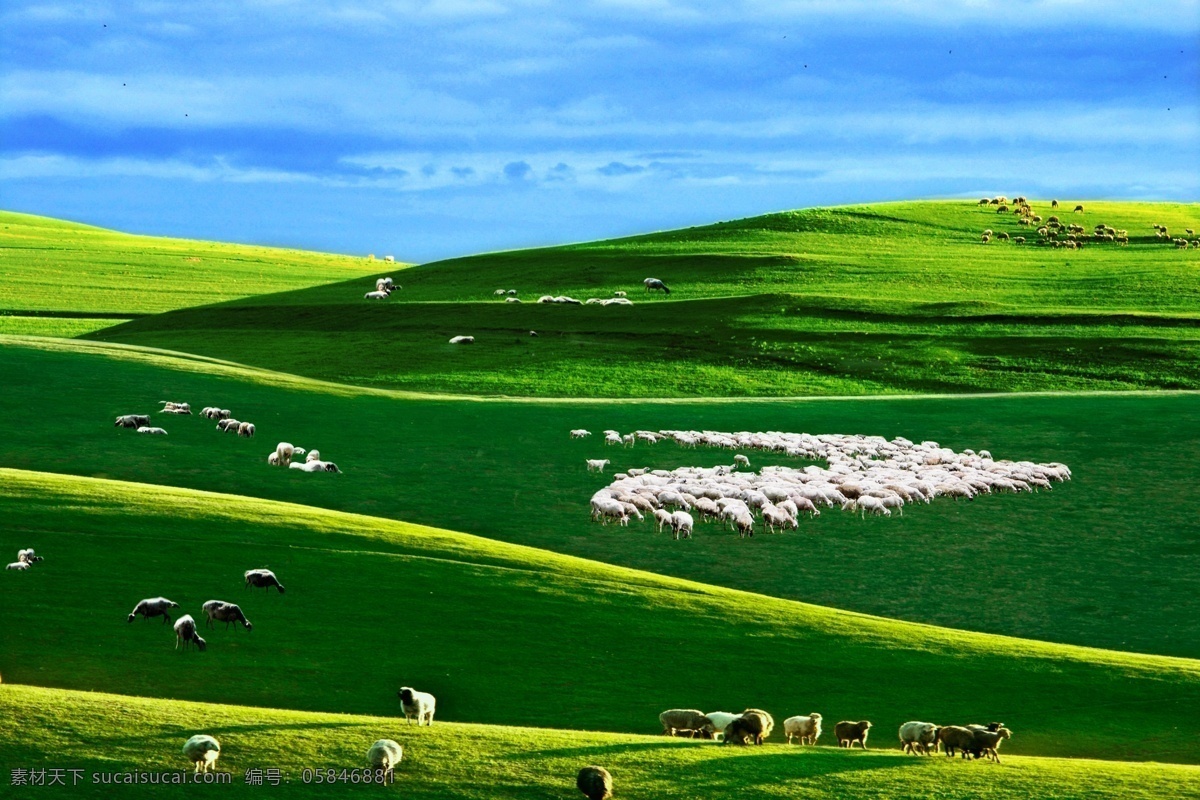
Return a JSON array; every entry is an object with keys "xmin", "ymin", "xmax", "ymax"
[
  {"xmin": 2, "ymin": 336, "xmax": 1199, "ymax": 661},
  {"xmin": 89, "ymin": 200, "xmax": 1200, "ymax": 397},
  {"xmin": 3, "ymin": 468, "xmax": 1200, "ymax": 767},
  {"xmin": 4, "ymin": 685, "xmax": 1197, "ymax": 800},
  {"xmin": 0, "ymin": 210, "xmax": 383, "ymax": 336}
]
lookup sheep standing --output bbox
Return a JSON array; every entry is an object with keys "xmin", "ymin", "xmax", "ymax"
[
  {"xmin": 202, "ymin": 600, "xmax": 253, "ymax": 631},
  {"xmin": 136, "ymin": 426, "xmax": 168, "ymax": 435},
  {"xmin": 115, "ymin": 414, "xmax": 151, "ymax": 428},
  {"xmin": 182, "ymin": 735, "xmax": 221, "ymax": 773},
  {"xmin": 17, "ymin": 549, "xmax": 43, "ymax": 565},
  {"xmin": 570, "ymin": 429, "xmax": 592, "ymax": 439},
  {"xmin": 128, "ymin": 597, "xmax": 180, "ymax": 625},
  {"xmin": 366, "ymin": 739, "xmax": 403, "ymax": 772},
  {"xmin": 586, "ymin": 459, "xmax": 610, "ymax": 472},
  {"xmin": 899, "ymin": 721, "xmax": 939, "ymax": 755},
  {"xmin": 784, "ymin": 713, "xmax": 822, "ymax": 745},
  {"xmin": 643, "ymin": 278, "xmax": 670, "ymax": 294},
  {"xmin": 970, "ymin": 727, "xmax": 1013, "ymax": 762},
  {"xmin": 273, "ymin": 442, "xmax": 295, "ymax": 466},
  {"xmin": 397, "ymin": 687, "xmax": 436, "ymax": 725},
  {"xmin": 670, "ymin": 510, "xmax": 694, "ymax": 540},
  {"xmin": 704, "ymin": 712, "xmax": 740, "ymax": 741},
  {"xmin": 576, "ymin": 766, "xmax": 613, "ymax": 800},
  {"xmin": 835, "ymin": 720, "xmax": 872, "ymax": 749},
  {"xmin": 659, "ymin": 709, "xmax": 715, "ymax": 738},
  {"xmin": 936, "ymin": 726, "xmax": 978, "ymax": 758},
  {"xmin": 238, "ymin": 422, "xmax": 255, "ymax": 438},
  {"xmin": 6, "ymin": 561, "xmax": 30, "ymax": 571},
  {"xmin": 245, "ymin": 568, "xmax": 285, "ymax": 593},
  {"xmin": 174, "ymin": 614, "xmax": 207, "ymax": 652}
]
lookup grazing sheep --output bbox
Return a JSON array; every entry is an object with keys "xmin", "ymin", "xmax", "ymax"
[
  {"xmin": 530, "ymin": 330, "xmax": 538, "ymax": 336},
  {"xmin": 115, "ymin": 414, "xmax": 151, "ymax": 428},
  {"xmin": 397, "ymin": 687, "xmax": 436, "ymax": 725},
  {"xmin": 659, "ymin": 709, "xmax": 715, "ymax": 738},
  {"xmin": 237, "ymin": 422, "xmax": 255, "ymax": 438},
  {"xmin": 722, "ymin": 715, "xmax": 757, "ymax": 746},
  {"xmin": 159, "ymin": 402, "xmax": 191, "ymax": 415},
  {"xmin": 570, "ymin": 429, "xmax": 592, "ymax": 438},
  {"xmin": 670, "ymin": 510, "xmax": 694, "ymax": 540},
  {"xmin": 576, "ymin": 766, "xmax": 613, "ymax": 800},
  {"xmin": 201, "ymin": 600, "xmax": 252, "ymax": 631},
  {"xmin": 377, "ymin": 277, "xmax": 395, "ymax": 292},
  {"xmin": 653, "ymin": 508, "xmax": 674, "ymax": 533},
  {"xmin": 1074, "ymin": 204, "xmax": 1084, "ymax": 213},
  {"xmin": 128, "ymin": 597, "xmax": 180, "ymax": 624},
  {"xmin": 274, "ymin": 442, "xmax": 295, "ymax": 466},
  {"xmin": 267, "ymin": 452, "xmax": 280, "ymax": 466},
  {"xmin": 6, "ymin": 561, "xmax": 30, "ymax": 571},
  {"xmin": 734, "ymin": 512, "xmax": 754, "ymax": 538},
  {"xmin": 899, "ymin": 721, "xmax": 940, "ymax": 755},
  {"xmin": 494, "ymin": 288, "xmax": 506, "ymax": 295},
  {"xmin": 614, "ymin": 291, "xmax": 627, "ymax": 297},
  {"xmin": 1051, "ymin": 199, "xmax": 1059, "ymax": 208},
  {"xmin": 366, "ymin": 739, "xmax": 403, "ymax": 772},
  {"xmin": 200, "ymin": 407, "xmax": 220, "ymax": 419},
  {"xmin": 216, "ymin": 418, "xmax": 239, "ymax": 431},
  {"xmin": 448, "ymin": 335, "xmax": 475, "ymax": 344},
  {"xmin": 733, "ymin": 454, "xmax": 750, "ymax": 467},
  {"xmin": 835, "ymin": 720, "xmax": 872, "ymax": 749},
  {"xmin": 980, "ymin": 234, "xmax": 990, "ymax": 244},
  {"xmin": 643, "ymin": 278, "xmax": 671, "ymax": 294},
  {"xmin": 784, "ymin": 713, "xmax": 822, "ymax": 745},
  {"xmin": 182, "ymin": 735, "xmax": 221, "ymax": 773},
  {"xmin": 970, "ymin": 727, "xmax": 1013, "ymax": 762},
  {"xmin": 586, "ymin": 458, "xmax": 610, "ymax": 472},
  {"xmin": 245, "ymin": 568, "xmax": 285, "ymax": 594},
  {"xmin": 173, "ymin": 614, "xmax": 207, "ymax": 652},
  {"xmin": 505, "ymin": 297, "xmax": 522, "ymax": 303},
  {"xmin": 996, "ymin": 232, "xmax": 1009, "ymax": 241},
  {"xmin": 937, "ymin": 726, "xmax": 980, "ymax": 758}
]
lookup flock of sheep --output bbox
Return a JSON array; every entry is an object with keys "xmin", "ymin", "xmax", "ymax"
[
  {"xmin": 126, "ymin": 568, "xmax": 284, "ymax": 653},
  {"xmin": 113, "ymin": 397, "xmax": 342, "ymax": 473},
  {"xmin": 659, "ymin": 708, "xmax": 1013, "ymax": 762},
  {"xmin": 976, "ymin": 196, "xmax": 1198, "ymax": 250},
  {"xmin": 580, "ymin": 428, "xmax": 1070, "ymax": 536},
  {"xmin": 178, "ymin": 686, "xmax": 435, "ymax": 775}
]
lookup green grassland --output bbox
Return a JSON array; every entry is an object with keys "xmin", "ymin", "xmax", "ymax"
[
  {"xmin": 2, "ymin": 336, "xmax": 1199, "ymax": 661},
  {"xmin": 0, "ymin": 210, "xmax": 381, "ymax": 326},
  {"xmin": 87, "ymin": 200, "xmax": 1200, "ymax": 397},
  {"xmin": 3, "ymin": 469, "xmax": 1200, "ymax": 769},
  {"xmin": 3, "ymin": 686, "xmax": 1197, "ymax": 800}
]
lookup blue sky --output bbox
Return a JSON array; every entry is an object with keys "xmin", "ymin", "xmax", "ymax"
[{"xmin": 2, "ymin": 1, "xmax": 1198, "ymax": 262}]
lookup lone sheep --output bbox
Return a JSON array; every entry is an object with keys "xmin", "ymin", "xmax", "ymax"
[
  {"xmin": 643, "ymin": 278, "xmax": 670, "ymax": 294},
  {"xmin": 182, "ymin": 735, "xmax": 221, "ymax": 773},
  {"xmin": 366, "ymin": 739, "xmax": 403, "ymax": 772},
  {"xmin": 245, "ymin": 568, "xmax": 285, "ymax": 593},
  {"xmin": 397, "ymin": 687, "xmax": 436, "ymax": 725},
  {"xmin": 576, "ymin": 766, "xmax": 613, "ymax": 800}
]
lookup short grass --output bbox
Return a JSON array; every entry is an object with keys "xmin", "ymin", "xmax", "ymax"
[
  {"xmin": 2, "ymin": 336, "xmax": 1200, "ymax": 662},
  {"xmin": 88, "ymin": 200, "xmax": 1200, "ymax": 396},
  {"xmin": 0, "ymin": 315, "xmax": 130, "ymax": 337},
  {"xmin": 0, "ymin": 210, "xmax": 382, "ymax": 317},
  {"xmin": 3, "ymin": 470, "xmax": 1200, "ymax": 768},
  {"xmin": 3, "ymin": 686, "xmax": 1197, "ymax": 800}
]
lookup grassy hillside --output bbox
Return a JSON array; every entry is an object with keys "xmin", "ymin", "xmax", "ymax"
[
  {"xmin": 90, "ymin": 200, "xmax": 1200, "ymax": 397},
  {"xmin": 2, "ymin": 336, "xmax": 1199, "ymax": 661},
  {"xmin": 4, "ymin": 686, "xmax": 1198, "ymax": 800},
  {"xmin": 0, "ymin": 210, "xmax": 382, "ymax": 329},
  {"xmin": 3, "ymin": 469, "xmax": 1200, "ymax": 767}
]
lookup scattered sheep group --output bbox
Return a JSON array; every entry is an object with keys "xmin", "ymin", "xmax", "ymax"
[
  {"xmin": 181, "ymin": 735, "xmax": 408, "ymax": 777},
  {"xmin": 977, "ymin": 198, "xmax": 1195, "ymax": 251},
  {"xmin": 115, "ymin": 400, "xmax": 257, "ymax": 439},
  {"xmin": 365, "ymin": 276, "xmax": 399, "ymax": 300},
  {"xmin": 584, "ymin": 428, "xmax": 1070, "ymax": 534},
  {"xmin": 127, "ymin": 568, "xmax": 283, "ymax": 653},
  {"xmin": 6, "ymin": 548, "xmax": 44, "ymax": 571}
]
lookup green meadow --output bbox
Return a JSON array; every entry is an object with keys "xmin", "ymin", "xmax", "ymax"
[{"xmin": 2, "ymin": 202, "xmax": 1199, "ymax": 797}]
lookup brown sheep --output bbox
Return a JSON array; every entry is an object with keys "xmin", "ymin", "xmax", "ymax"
[
  {"xmin": 740, "ymin": 709, "xmax": 775, "ymax": 744},
  {"xmin": 659, "ymin": 709, "xmax": 715, "ymax": 738},
  {"xmin": 1052, "ymin": 199, "xmax": 1059, "ymax": 208},
  {"xmin": 835, "ymin": 720, "xmax": 872, "ymax": 749},
  {"xmin": 936, "ymin": 725, "xmax": 977, "ymax": 758},
  {"xmin": 722, "ymin": 716, "xmax": 758, "ymax": 746},
  {"xmin": 576, "ymin": 766, "xmax": 613, "ymax": 800},
  {"xmin": 971, "ymin": 727, "xmax": 1013, "ymax": 762},
  {"xmin": 1073, "ymin": 204, "xmax": 1084, "ymax": 213},
  {"xmin": 981, "ymin": 234, "xmax": 991, "ymax": 244}
]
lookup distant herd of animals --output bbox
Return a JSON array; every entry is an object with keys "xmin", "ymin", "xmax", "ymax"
[
  {"xmin": 976, "ymin": 195, "xmax": 1198, "ymax": 249},
  {"xmin": 113, "ymin": 401, "xmax": 341, "ymax": 473},
  {"xmin": 576, "ymin": 428, "xmax": 1071, "ymax": 537}
]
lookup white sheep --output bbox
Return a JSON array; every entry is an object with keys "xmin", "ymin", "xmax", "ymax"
[
  {"xmin": 366, "ymin": 739, "xmax": 403, "ymax": 772},
  {"xmin": 174, "ymin": 614, "xmax": 207, "ymax": 652},
  {"xmin": 570, "ymin": 429, "xmax": 592, "ymax": 438},
  {"xmin": 733, "ymin": 454, "xmax": 750, "ymax": 467},
  {"xmin": 306, "ymin": 449, "xmax": 321, "ymax": 463},
  {"xmin": 182, "ymin": 735, "xmax": 221, "ymax": 773},
  {"xmin": 614, "ymin": 290, "xmax": 627, "ymax": 297},
  {"xmin": 17, "ymin": 548, "xmax": 42, "ymax": 564},
  {"xmin": 397, "ymin": 687, "xmax": 436, "ymax": 725},
  {"xmin": 274, "ymin": 442, "xmax": 295, "ymax": 466},
  {"xmin": 448, "ymin": 335, "xmax": 475, "ymax": 344},
  {"xmin": 505, "ymin": 297, "xmax": 522, "ymax": 303},
  {"xmin": 670, "ymin": 510, "xmax": 694, "ymax": 540},
  {"xmin": 237, "ymin": 422, "xmax": 255, "ymax": 438},
  {"xmin": 899, "ymin": 721, "xmax": 940, "ymax": 755},
  {"xmin": 267, "ymin": 452, "xmax": 280, "ymax": 466},
  {"xmin": 136, "ymin": 426, "xmax": 168, "ymax": 435},
  {"xmin": 128, "ymin": 597, "xmax": 180, "ymax": 624},
  {"xmin": 364, "ymin": 290, "xmax": 390, "ymax": 300},
  {"xmin": 290, "ymin": 460, "xmax": 341, "ymax": 473},
  {"xmin": 785, "ymin": 714, "xmax": 823, "ymax": 745},
  {"xmin": 6, "ymin": 561, "xmax": 30, "ymax": 571},
  {"xmin": 705, "ymin": 711, "xmax": 741, "ymax": 740},
  {"xmin": 586, "ymin": 458, "xmax": 610, "ymax": 472}
]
